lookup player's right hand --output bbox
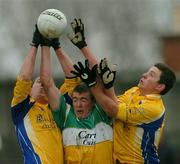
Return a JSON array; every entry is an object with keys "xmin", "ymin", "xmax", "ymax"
[
  {"xmin": 71, "ymin": 60, "xmax": 97, "ymax": 87},
  {"xmin": 68, "ymin": 18, "xmax": 87, "ymax": 49},
  {"xmin": 98, "ymin": 58, "xmax": 117, "ymax": 89},
  {"xmin": 31, "ymin": 24, "xmax": 52, "ymax": 47}
]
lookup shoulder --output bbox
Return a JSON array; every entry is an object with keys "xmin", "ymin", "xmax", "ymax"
[{"xmin": 141, "ymin": 96, "xmax": 165, "ymax": 118}]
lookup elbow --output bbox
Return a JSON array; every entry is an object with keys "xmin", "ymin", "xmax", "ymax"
[
  {"xmin": 100, "ymin": 99, "xmax": 118, "ymax": 118},
  {"xmin": 106, "ymin": 105, "xmax": 118, "ymax": 118},
  {"xmin": 18, "ymin": 74, "xmax": 32, "ymax": 81}
]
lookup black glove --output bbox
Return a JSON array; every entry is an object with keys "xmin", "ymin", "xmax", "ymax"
[
  {"xmin": 68, "ymin": 18, "xmax": 87, "ymax": 49},
  {"xmin": 40, "ymin": 35, "xmax": 52, "ymax": 47},
  {"xmin": 71, "ymin": 60, "xmax": 97, "ymax": 87},
  {"xmin": 98, "ymin": 58, "xmax": 117, "ymax": 89},
  {"xmin": 30, "ymin": 24, "xmax": 41, "ymax": 48},
  {"xmin": 51, "ymin": 38, "xmax": 61, "ymax": 50}
]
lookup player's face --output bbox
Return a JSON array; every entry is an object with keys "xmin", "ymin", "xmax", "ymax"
[
  {"xmin": 138, "ymin": 66, "xmax": 163, "ymax": 95},
  {"xmin": 72, "ymin": 91, "xmax": 94, "ymax": 119},
  {"xmin": 31, "ymin": 78, "xmax": 48, "ymax": 104}
]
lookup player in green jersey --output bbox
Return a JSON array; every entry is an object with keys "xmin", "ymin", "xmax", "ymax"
[{"xmin": 40, "ymin": 18, "xmax": 114, "ymax": 164}]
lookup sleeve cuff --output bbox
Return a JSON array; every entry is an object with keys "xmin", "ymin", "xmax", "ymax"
[{"xmin": 116, "ymin": 103, "xmax": 127, "ymax": 122}]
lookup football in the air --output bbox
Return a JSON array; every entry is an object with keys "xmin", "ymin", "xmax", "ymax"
[{"xmin": 37, "ymin": 9, "xmax": 67, "ymax": 39}]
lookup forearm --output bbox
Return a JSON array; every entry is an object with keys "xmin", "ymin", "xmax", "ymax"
[
  {"xmin": 46, "ymin": 84, "xmax": 61, "ymax": 110},
  {"xmin": 81, "ymin": 47, "xmax": 99, "ymax": 67},
  {"xmin": 91, "ymin": 82, "xmax": 118, "ymax": 117},
  {"xmin": 104, "ymin": 87, "xmax": 118, "ymax": 104},
  {"xmin": 96, "ymin": 77, "xmax": 117, "ymax": 103},
  {"xmin": 40, "ymin": 46, "xmax": 53, "ymax": 90},
  {"xmin": 55, "ymin": 48, "xmax": 74, "ymax": 77},
  {"xmin": 40, "ymin": 46, "xmax": 61, "ymax": 109},
  {"xmin": 80, "ymin": 48, "xmax": 117, "ymax": 100},
  {"xmin": 19, "ymin": 47, "xmax": 37, "ymax": 80}
]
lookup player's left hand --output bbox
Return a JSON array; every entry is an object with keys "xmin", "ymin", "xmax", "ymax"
[
  {"xmin": 98, "ymin": 58, "xmax": 117, "ymax": 89},
  {"xmin": 51, "ymin": 38, "xmax": 61, "ymax": 50},
  {"xmin": 71, "ymin": 60, "xmax": 97, "ymax": 87},
  {"xmin": 68, "ymin": 18, "xmax": 87, "ymax": 49},
  {"xmin": 30, "ymin": 24, "xmax": 41, "ymax": 48}
]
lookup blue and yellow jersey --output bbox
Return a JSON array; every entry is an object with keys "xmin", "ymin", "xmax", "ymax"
[
  {"xmin": 54, "ymin": 78, "xmax": 113, "ymax": 164},
  {"xmin": 114, "ymin": 87, "xmax": 165, "ymax": 164},
  {"xmin": 11, "ymin": 77, "xmax": 64, "ymax": 164}
]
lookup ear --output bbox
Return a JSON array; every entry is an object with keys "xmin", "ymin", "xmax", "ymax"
[{"xmin": 156, "ymin": 83, "xmax": 165, "ymax": 93}]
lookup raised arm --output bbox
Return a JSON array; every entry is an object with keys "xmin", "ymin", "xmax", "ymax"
[
  {"xmin": 55, "ymin": 48, "xmax": 74, "ymax": 77},
  {"xmin": 71, "ymin": 60, "xmax": 118, "ymax": 117},
  {"xmin": 40, "ymin": 45, "xmax": 60, "ymax": 110},
  {"xmin": 97, "ymin": 58, "xmax": 118, "ymax": 103},
  {"xmin": 49, "ymin": 38, "xmax": 81, "ymax": 96},
  {"xmin": 19, "ymin": 47, "xmax": 37, "ymax": 80},
  {"xmin": 11, "ymin": 25, "xmax": 41, "ymax": 107},
  {"xmin": 91, "ymin": 81, "xmax": 118, "ymax": 117},
  {"xmin": 19, "ymin": 25, "xmax": 41, "ymax": 80},
  {"xmin": 81, "ymin": 47, "xmax": 117, "ymax": 104},
  {"xmin": 51, "ymin": 38, "xmax": 75, "ymax": 78},
  {"xmin": 68, "ymin": 18, "xmax": 98, "ymax": 67},
  {"xmin": 68, "ymin": 18, "xmax": 117, "ymax": 103}
]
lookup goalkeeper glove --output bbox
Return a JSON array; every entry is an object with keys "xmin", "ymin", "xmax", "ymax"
[
  {"xmin": 51, "ymin": 38, "xmax": 61, "ymax": 50},
  {"xmin": 68, "ymin": 18, "xmax": 87, "ymax": 49},
  {"xmin": 71, "ymin": 60, "xmax": 97, "ymax": 87},
  {"xmin": 30, "ymin": 24, "xmax": 41, "ymax": 48},
  {"xmin": 40, "ymin": 35, "xmax": 52, "ymax": 47},
  {"xmin": 98, "ymin": 58, "xmax": 117, "ymax": 89}
]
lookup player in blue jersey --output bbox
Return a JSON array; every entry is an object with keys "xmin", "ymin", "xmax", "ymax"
[
  {"xmin": 72, "ymin": 56, "xmax": 176, "ymax": 164},
  {"xmin": 11, "ymin": 25, "xmax": 64, "ymax": 164}
]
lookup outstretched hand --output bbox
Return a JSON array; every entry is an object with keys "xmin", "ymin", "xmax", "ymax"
[
  {"xmin": 31, "ymin": 24, "xmax": 52, "ymax": 47},
  {"xmin": 71, "ymin": 60, "xmax": 97, "ymax": 87},
  {"xmin": 98, "ymin": 58, "xmax": 117, "ymax": 89},
  {"xmin": 30, "ymin": 24, "xmax": 41, "ymax": 48},
  {"xmin": 68, "ymin": 18, "xmax": 87, "ymax": 49},
  {"xmin": 51, "ymin": 38, "xmax": 61, "ymax": 50}
]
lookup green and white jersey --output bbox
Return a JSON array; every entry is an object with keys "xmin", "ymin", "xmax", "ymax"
[
  {"xmin": 53, "ymin": 93, "xmax": 113, "ymax": 164},
  {"xmin": 53, "ymin": 93, "xmax": 113, "ymax": 146}
]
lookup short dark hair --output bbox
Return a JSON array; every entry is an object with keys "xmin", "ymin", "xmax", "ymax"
[
  {"xmin": 73, "ymin": 83, "xmax": 94, "ymax": 100},
  {"xmin": 154, "ymin": 63, "xmax": 176, "ymax": 95}
]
